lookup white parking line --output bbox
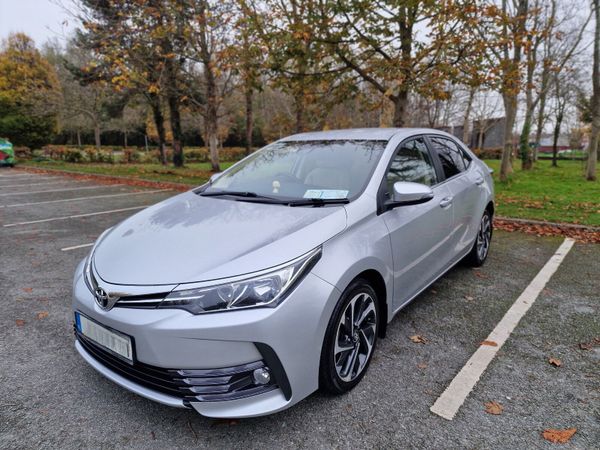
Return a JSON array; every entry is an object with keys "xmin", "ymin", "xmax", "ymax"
[
  {"xmin": 3, "ymin": 205, "xmax": 149, "ymax": 227},
  {"xmin": 0, "ymin": 185, "xmax": 121, "ymax": 197},
  {"xmin": 430, "ymin": 237, "xmax": 575, "ymax": 421},
  {"xmin": 0, "ymin": 175, "xmax": 53, "ymax": 181},
  {"xmin": 0, "ymin": 189, "xmax": 171, "ymax": 208},
  {"xmin": 61, "ymin": 243, "xmax": 94, "ymax": 252},
  {"xmin": 0, "ymin": 180, "xmax": 78, "ymax": 189}
]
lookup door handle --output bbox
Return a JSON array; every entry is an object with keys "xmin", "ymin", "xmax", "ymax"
[
  {"xmin": 439, "ymin": 196, "xmax": 453, "ymax": 208},
  {"xmin": 475, "ymin": 176, "xmax": 485, "ymax": 186}
]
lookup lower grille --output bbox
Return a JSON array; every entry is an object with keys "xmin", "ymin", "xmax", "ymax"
[{"xmin": 76, "ymin": 330, "xmax": 278, "ymax": 404}]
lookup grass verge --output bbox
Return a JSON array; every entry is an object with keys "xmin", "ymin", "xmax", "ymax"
[
  {"xmin": 19, "ymin": 160, "xmax": 235, "ymax": 186},
  {"xmin": 485, "ymin": 159, "xmax": 599, "ymax": 227}
]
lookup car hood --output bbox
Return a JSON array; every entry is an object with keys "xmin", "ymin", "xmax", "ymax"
[{"xmin": 93, "ymin": 191, "xmax": 347, "ymax": 285}]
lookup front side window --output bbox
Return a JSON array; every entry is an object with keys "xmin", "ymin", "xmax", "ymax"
[
  {"xmin": 385, "ymin": 137, "xmax": 437, "ymax": 196},
  {"xmin": 207, "ymin": 140, "xmax": 386, "ymax": 201},
  {"xmin": 430, "ymin": 137, "xmax": 470, "ymax": 179}
]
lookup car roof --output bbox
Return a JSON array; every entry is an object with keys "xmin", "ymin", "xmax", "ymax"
[{"xmin": 282, "ymin": 128, "xmax": 448, "ymax": 142}]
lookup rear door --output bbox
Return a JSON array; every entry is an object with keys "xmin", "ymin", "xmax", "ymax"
[
  {"xmin": 379, "ymin": 136, "xmax": 454, "ymax": 308},
  {"xmin": 427, "ymin": 135, "xmax": 482, "ymax": 256}
]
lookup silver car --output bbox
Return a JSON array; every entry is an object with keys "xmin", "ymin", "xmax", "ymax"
[{"xmin": 72, "ymin": 128, "xmax": 494, "ymax": 418}]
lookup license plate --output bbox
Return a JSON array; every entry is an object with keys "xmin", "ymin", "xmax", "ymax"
[{"xmin": 75, "ymin": 312, "xmax": 133, "ymax": 363}]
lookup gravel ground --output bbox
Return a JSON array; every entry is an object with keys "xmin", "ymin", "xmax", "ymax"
[{"xmin": 0, "ymin": 168, "xmax": 598, "ymax": 450}]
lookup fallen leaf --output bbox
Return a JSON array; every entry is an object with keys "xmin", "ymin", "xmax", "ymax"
[
  {"xmin": 473, "ymin": 271, "xmax": 489, "ymax": 279},
  {"xmin": 16, "ymin": 319, "xmax": 25, "ymax": 326},
  {"xmin": 22, "ymin": 287, "xmax": 33, "ymax": 293},
  {"xmin": 36, "ymin": 311, "xmax": 49, "ymax": 320},
  {"xmin": 409, "ymin": 334, "xmax": 428, "ymax": 344},
  {"xmin": 484, "ymin": 401, "xmax": 503, "ymax": 415},
  {"xmin": 417, "ymin": 362, "xmax": 428, "ymax": 369},
  {"xmin": 548, "ymin": 357, "xmax": 562, "ymax": 367},
  {"xmin": 430, "ymin": 289, "xmax": 438, "ymax": 294},
  {"xmin": 465, "ymin": 295, "xmax": 474, "ymax": 301},
  {"xmin": 542, "ymin": 428, "xmax": 577, "ymax": 444},
  {"xmin": 481, "ymin": 340, "xmax": 498, "ymax": 347},
  {"xmin": 150, "ymin": 431, "xmax": 156, "ymax": 440},
  {"xmin": 578, "ymin": 337, "xmax": 600, "ymax": 350}
]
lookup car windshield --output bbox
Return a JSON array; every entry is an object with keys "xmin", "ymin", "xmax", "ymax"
[{"xmin": 205, "ymin": 140, "xmax": 386, "ymax": 201}]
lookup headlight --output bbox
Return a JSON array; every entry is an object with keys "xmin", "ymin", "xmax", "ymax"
[
  {"xmin": 158, "ymin": 247, "xmax": 322, "ymax": 314},
  {"xmin": 83, "ymin": 227, "xmax": 113, "ymax": 294}
]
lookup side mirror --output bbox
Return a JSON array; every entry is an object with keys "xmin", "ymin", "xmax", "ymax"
[
  {"xmin": 209, "ymin": 172, "xmax": 222, "ymax": 184},
  {"xmin": 386, "ymin": 181, "xmax": 434, "ymax": 210}
]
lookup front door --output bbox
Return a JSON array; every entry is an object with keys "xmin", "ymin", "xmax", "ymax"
[{"xmin": 380, "ymin": 137, "xmax": 454, "ymax": 309}]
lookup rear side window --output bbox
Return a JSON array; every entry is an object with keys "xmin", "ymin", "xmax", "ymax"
[
  {"xmin": 385, "ymin": 137, "xmax": 438, "ymax": 196},
  {"xmin": 430, "ymin": 137, "xmax": 470, "ymax": 179}
]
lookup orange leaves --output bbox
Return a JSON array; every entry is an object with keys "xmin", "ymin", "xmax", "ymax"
[
  {"xmin": 22, "ymin": 287, "xmax": 33, "ymax": 293},
  {"xmin": 15, "ymin": 319, "xmax": 25, "ymax": 327},
  {"xmin": 36, "ymin": 311, "xmax": 49, "ymax": 320},
  {"xmin": 481, "ymin": 340, "xmax": 498, "ymax": 347},
  {"xmin": 578, "ymin": 337, "xmax": 600, "ymax": 350},
  {"xmin": 542, "ymin": 428, "xmax": 577, "ymax": 444},
  {"xmin": 484, "ymin": 401, "xmax": 503, "ymax": 415},
  {"xmin": 548, "ymin": 357, "xmax": 562, "ymax": 367},
  {"xmin": 409, "ymin": 335, "xmax": 428, "ymax": 344},
  {"xmin": 494, "ymin": 218, "xmax": 600, "ymax": 244}
]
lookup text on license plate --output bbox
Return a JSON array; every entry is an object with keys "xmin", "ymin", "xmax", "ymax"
[{"xmin": 76, "ymin": 312, "xmax": 133, "ymax": 362}]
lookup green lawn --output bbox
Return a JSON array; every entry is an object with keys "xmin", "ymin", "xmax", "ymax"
[
  {"xmin": 20, "ymin": 160, "xmax": 235, "ymax": 186},
  {"xmin": 485, "ymin": 159, "xmax": 600, "ymax": 227},
  {"xmin": 20, "ymin": 158, "xmax": 599, "ymax": 227}
]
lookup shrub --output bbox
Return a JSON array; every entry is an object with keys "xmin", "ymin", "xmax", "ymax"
[
  {"xmin": 473, "ymin": 147, "xmax": 502, "ymax": 159},
  {"xmin": 122, "ymin": 148, "xmax": 141, "ymax": 163},
  {"xmin": 13, "ymin": 146, "xmax": 31, "ymax": 159},
  {"xmin": 64, "ymin": 149, "xmax": 83, "ymax": 163}
]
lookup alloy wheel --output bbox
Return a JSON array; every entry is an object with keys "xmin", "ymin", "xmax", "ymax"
[
  {"xmin": 334, "ymin": 292, "xmax": 377, "ymax": 382},
  {"xmin": 476, "ymin": 213, "xmax": 491, "ymax": 261}
]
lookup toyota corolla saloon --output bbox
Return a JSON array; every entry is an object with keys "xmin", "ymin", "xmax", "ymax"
[{"xmin": 72, "ymin": 128, "xmax": 494, "ymax": 418}]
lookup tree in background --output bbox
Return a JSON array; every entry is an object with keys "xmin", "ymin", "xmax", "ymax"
[
  {"xmin": 587, "ymin": 0, "xmax": 599, "ymax": 181},
  {"xmin": 0, "ymin": 33, "xmax": 61, "ymax": 149},
  {"xmin": 518, "ymin": 0, "xmax": 590, "ymax": 170},
  {"xmin": 318, "ymin": 0, "xmax": 485, "ymax": 128}
]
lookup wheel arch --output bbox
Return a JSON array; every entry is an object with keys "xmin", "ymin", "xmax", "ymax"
[{"xmin": 348, "ymin": 269, "xmax": 388, "ymax": 339}]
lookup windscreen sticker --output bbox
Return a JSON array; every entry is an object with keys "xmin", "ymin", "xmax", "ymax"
[{"xmin": 303, "ymin": 189, "xmax": 349, "ymax": 199}]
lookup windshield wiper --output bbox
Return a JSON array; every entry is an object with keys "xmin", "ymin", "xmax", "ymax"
[
  {"xmin": 288, "ymin": 198, "xmax": 350, "ymax": 207},
  {"xmin": 199, "ymin": 190, "xmax": 286, "ymax": 203}
]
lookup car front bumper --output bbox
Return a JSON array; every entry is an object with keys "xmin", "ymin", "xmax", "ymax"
[{"xmin": 72, "ymin": 264, "xmax": 340, "ymax": 418}]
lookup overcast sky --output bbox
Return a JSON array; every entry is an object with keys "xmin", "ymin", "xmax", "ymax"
[{"xmin": 0, "ymin": 0, "xmax": 74, "ymax": 47}]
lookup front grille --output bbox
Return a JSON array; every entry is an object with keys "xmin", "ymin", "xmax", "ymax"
[{"xmin": 76, "ymin": 330, "xmax": 278, "ymax": 404}]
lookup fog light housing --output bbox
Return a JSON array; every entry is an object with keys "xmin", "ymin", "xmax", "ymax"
[{"xmin": 252, "ymin": 367, "xmax": 271, "ymax": 385}]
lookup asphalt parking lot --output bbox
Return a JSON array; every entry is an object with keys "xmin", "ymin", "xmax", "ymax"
[{"xmin": 0, "ymin": 168, "xmax": 598, "ymax": 449}]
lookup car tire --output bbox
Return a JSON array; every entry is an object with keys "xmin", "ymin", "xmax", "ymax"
[
  {"xmin": 319, "ymin": 279, "xmax": 379, "ymax": 394},
  {"xmin": 465, "ymin": 209, "xmax": 493, "ymax": 267}
]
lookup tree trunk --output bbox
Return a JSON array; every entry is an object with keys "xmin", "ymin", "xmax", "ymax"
[
  {"xmin": 500, "ymin": 95, "xmax": 516, "ymax": 181},
  {"xmin": 149, "ymin": 95, "xmax": 167, "ymax": 165},
  {"xmin": 294, "ymin": 93, "xmax": 305, "ymax": 133},
  {"xmin": 245, "ymin": 83, "xmax": 253, "ymax": 156},
  {"xmin": 587, "ymin": 0, "xmax": 600, "ymax": 180},
  {"xmin": 76, "ymin": 129, "xmax": 82, "ymax": 147},
  {"xmin": 519, "ymin": 112, "xmax": 533, "ymax": 170},
  {"xmin": 94, "ymin": 124, "xmax": 101, "ymax": 150},
  {"xmin": 587, "ymin": 119, "xmax": 599, "ymax": 181},
  {"xmin": 168, "ymin": 93, "xmax": 184, "ymax": 167},
  {"xmin": 124, "ymin": 130, "xmax": 128, "ymax": 148},
  {"xmin": 462, "ymin": 88, "xmax": 475, "ymax": 145},
  {"xmin": 205, "ymin": 65, "xmax": 220, "ymax": 172},
  {"xmin": 533, "ymin": 91, "xmax": 547, "ymax": 162},
  {"xmin": 392, "ymin": 90, "xmax": 409, "ymax": 127},
  {"xmin": 551, "ymin": 110, "xmax": 563, "ymax": 167},
  {"xmin": 478, "ymin": 125, "xmax": 485, "ymax": 149}
]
